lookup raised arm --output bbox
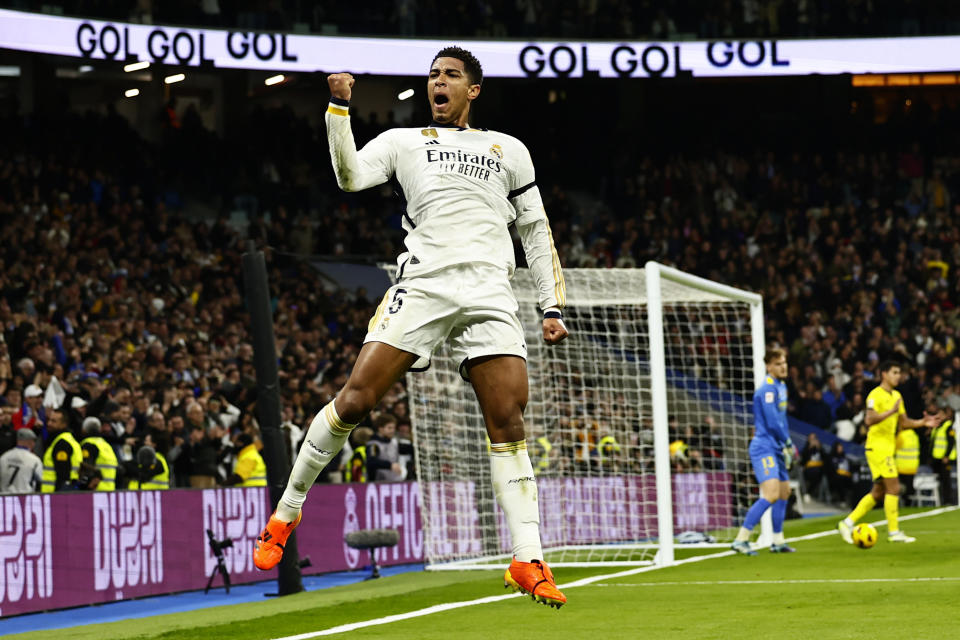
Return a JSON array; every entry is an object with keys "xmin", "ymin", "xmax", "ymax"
[{"xmin": 325, "ymin": 73, "xmax": 396, "ymax": 192}]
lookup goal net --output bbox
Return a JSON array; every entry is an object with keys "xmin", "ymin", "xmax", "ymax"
[{"xmin": 404, "ymin": 263, "xmax": 765, "ymax": 569}]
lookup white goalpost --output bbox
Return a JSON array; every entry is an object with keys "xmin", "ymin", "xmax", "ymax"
[{"xmin": 400, "ymin": 262, "xmax": 765, "ymax": 569}]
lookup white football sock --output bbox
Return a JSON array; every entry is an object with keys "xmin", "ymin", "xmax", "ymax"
[
  {"xmin": 773, "ymin": 531, "xmax": 785, "ymax": 544},
  {"xmin": 276, "ymin": 400, "xmax": 355, "ymax": 522},
  {"xmin": 490, "ymin": 440, "xmax": 543, "ymax": 563}
]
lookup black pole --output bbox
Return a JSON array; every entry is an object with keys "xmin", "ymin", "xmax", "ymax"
[{"xmin": 242, "ymin": 246, "xmax": 303, "ymax": 596}]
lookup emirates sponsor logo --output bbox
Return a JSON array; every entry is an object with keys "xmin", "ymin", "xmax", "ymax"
[
  {"xmin": 93, "ymin": 492, "xmax": 164, "ymax": 593},
  {"xmin": 0, "ymin": 495, "xmax": 53, "ymax": 607}
]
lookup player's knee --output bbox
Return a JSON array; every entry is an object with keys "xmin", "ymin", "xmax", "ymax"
[
  {"xmin": 336, "ymin": 386, "xmax": 378, "ymax": 424},
  {"xmin": 486, "ymin": 404, "xmax": 525, "ymax": 442}
]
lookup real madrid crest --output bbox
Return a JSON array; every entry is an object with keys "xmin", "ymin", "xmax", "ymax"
[{"xmin": 489, "ymin": 144, "xmax": 503, "ymax": 159}]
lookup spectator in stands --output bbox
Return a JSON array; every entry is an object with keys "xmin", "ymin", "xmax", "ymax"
[
  {"xmin": 0, "ymin": 405, "xmax": 16, "ymax": 455},
  {"xmin": 0, "ymin": 428, "xmax": 42, "ymax": 493},
  {"xmin": 827, "ymin": 441, "xmax": 855, "ymax": 508},
  {"xmin": 279, "ymin": 405, "xmax": 304, "ymax": 467},
  {"xmin": 344, "ymin": 426, "xmax": 374, "ymax": 483},
  {"xmin": 834, "ymin": 392, "xmax": 863, "ymax": 441},
  {"xmin": 186, "ymin": 401, "xmax": 215, "ymax": 434},
  {"xmin": 367, "ymin": 414, "xmax": 403, "ymax": 482},
  {"xmin": 185, "ymin": 425, "xmax": 220, "ymax": 488},
  {"xmin": 68, "ymin": 396, "xmax": 90, "ymax": 437},
  {"xmin": 800, "ymin": 432, "xmax": 828, "ymax": 501},
  {"xmin": 396, "ymin": 419, "xmax": 415, "ymax": 480},
  {"xmin": 798, "ymin": 384, "xmax": 832, "ymax": 431},
  {"xmin": 699, "ymin": 415, "xmax": 725, "ymax": 470},
  {"xmin": 822, "ymin": 378, "xmax": 847, "ymax": 423},
  {"xmin": 14, "ymin": 384, "xmax": 46, "ymax": 434},
  {"xmin": 167, "ymin": 414, "xmax": 190, "ymax": 487}
]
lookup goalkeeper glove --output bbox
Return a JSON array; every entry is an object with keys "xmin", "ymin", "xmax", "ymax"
[{"xmin": 782, "ymin": 439, "xmax": 798, "ymax": 470}]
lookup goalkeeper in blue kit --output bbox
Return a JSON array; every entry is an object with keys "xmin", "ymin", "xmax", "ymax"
[{"xmin": 731, "ymin": 348, "xmax": 797, "ymax": 555}]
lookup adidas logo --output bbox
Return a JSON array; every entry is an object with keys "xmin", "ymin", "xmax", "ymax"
[{"xmin": 424, "ymin": 140, "xmax": 440, "ymax": 145}]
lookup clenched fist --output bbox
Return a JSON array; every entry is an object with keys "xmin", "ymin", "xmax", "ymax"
[
  {"xmin": 542, "ymin": 317, "xmax": 569, "ymax": 345},
  {"xmin": 328, "ymin": 72, "xmax": 355, "ymax": 101}
]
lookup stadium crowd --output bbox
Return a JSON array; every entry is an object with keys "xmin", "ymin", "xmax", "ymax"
[
  {"xmin": 16, "ymin": 0, "xmax": 960, "ymax": 40},
  {"xmin": 0, "ymin": 106, "xmax": 414, "ymax": 491}
]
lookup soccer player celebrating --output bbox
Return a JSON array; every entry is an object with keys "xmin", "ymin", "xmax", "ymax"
[
  {"xmin": 253, "ymin": 47, "xmax": 569, "ymax": 608},
  {"xmin": 731, "ymin": 348, "xmax": 797, "ymax": 555},
  {"xmin": 838, "ymin": 361, "xmax": 937, "ymax": 544}
]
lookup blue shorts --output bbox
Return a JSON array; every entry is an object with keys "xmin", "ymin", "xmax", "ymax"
[{"xmin": 749, "ymin": 447, "xmax": 788, "ymax": 484}]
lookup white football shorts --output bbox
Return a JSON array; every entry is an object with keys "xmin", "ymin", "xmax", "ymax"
[{"xmin": 364, "ymin": 263, "xmax": 527, "ymax": 379}]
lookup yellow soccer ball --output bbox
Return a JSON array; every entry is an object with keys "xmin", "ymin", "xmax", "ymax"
[{"xmin": 852, "ymin": 523, "xmax": 878, "ymax": 549}]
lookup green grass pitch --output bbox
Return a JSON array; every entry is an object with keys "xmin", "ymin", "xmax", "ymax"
[{"xmin": 10, "ymin": 507, "xmax": 958, "ymax": 640}]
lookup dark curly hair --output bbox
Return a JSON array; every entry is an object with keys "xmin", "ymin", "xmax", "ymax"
[{"xmin": 432, "ymin": 46, "xmax": 483, "ymax": 85}]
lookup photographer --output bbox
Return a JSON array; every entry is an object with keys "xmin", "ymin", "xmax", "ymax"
[{"xmin": 67, "ymin": 462, "xmax": 103, "ymax": 491}]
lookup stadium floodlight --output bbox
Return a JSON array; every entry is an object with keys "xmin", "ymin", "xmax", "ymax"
[
  {"xmin": 124, "ymin": 60, "xmax": 150, "ymax": 72},
  {"xmin": 400, "ymin": 262, "xmax": 765, "ymax": 569},
  {"xmin": 124, "ymin": 88, "xmax": 140, "ymax": 98},
  {"xmin": 265, "ymin": 74, "xmax": 284, "ymax": 86},
  {"xmin": 164, "ymin": 73, "xmax": 185, "ymax": 84},
  {"xmin": 397, "ymin": 88, "xmax": 414, "ymax": 101},
  {"xmin": 0, "ymin": 65, "xmax": 20, "ymax": 77},
  {"xmin": 78, "ymin": 65, "xmax": 93, "ymax": 73}
]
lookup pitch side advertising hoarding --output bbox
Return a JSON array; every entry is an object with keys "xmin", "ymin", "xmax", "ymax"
[
  {"xmin": 0, "ymin": 485, "xmax": 424, "ymax": 617},
  {"xmin": 1, "ymin": 8, "xmax": 959, "ymax": 79},
  {"xmin": 0, "ymin": 473, "xmax": 730, "ymax": 616}
]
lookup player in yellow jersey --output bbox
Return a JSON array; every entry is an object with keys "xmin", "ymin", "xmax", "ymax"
[{"xmin": 838, "ymin": 361, "xmax": 937, "ymax": 544}]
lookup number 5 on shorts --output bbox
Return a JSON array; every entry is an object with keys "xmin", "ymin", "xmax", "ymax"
[{"xmin": 388, "ymin": 288, "xmax": 407, "ymax": 314}]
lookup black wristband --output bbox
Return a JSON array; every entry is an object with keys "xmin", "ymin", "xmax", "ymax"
[
  {"xmin": 330, "ymin": 97, "xmax": 350, "ymax": 107},
  {"xmin": 544, "ymin": 310, "xmax": 562, "ymax": 319}
]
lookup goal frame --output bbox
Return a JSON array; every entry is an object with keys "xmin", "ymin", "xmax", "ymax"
[
  {"xmin": 645, "ymin": 262, "xmax": 765, "ymax": 566},
  {"xmin": 397, "ymin": 261, "xmax": 766, "ymax": 571}
]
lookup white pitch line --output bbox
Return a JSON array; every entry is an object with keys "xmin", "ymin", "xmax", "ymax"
[
  {"xmin": 272, "ymin": 505, "xmax": 959, "ymax": 640},
  {"xmin": 594, "ymin": 577, "xmax": 960, "ymax": 587},
  {"xmin": 782, "ymin": 504, "xmax": 959, "ymax": 544},
  {"xmin": 269, "ymin": 592, "xmax": 526, "ymax": 639}
]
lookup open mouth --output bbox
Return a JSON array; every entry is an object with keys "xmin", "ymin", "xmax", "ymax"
[{"xmin": 433, "ymin": 94, "xmax": 449, "ymax": 106}]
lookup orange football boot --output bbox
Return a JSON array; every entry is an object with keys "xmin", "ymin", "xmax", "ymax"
[
  {"xmin": 503, "ymin": 557, "xmax": 566, "ymax": 608},
  {"xmin": 253, "ymin": 511, "xmax": 302, "ymax": 570}
]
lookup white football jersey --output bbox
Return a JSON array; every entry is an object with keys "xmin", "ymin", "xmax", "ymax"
[
  {"xmin": 326, "ymin": 101, "xmax": 565, "ymax": 311},
  {"xmin": 0, "ymin": 446, "xmax": 43, "ymax": 494}
]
